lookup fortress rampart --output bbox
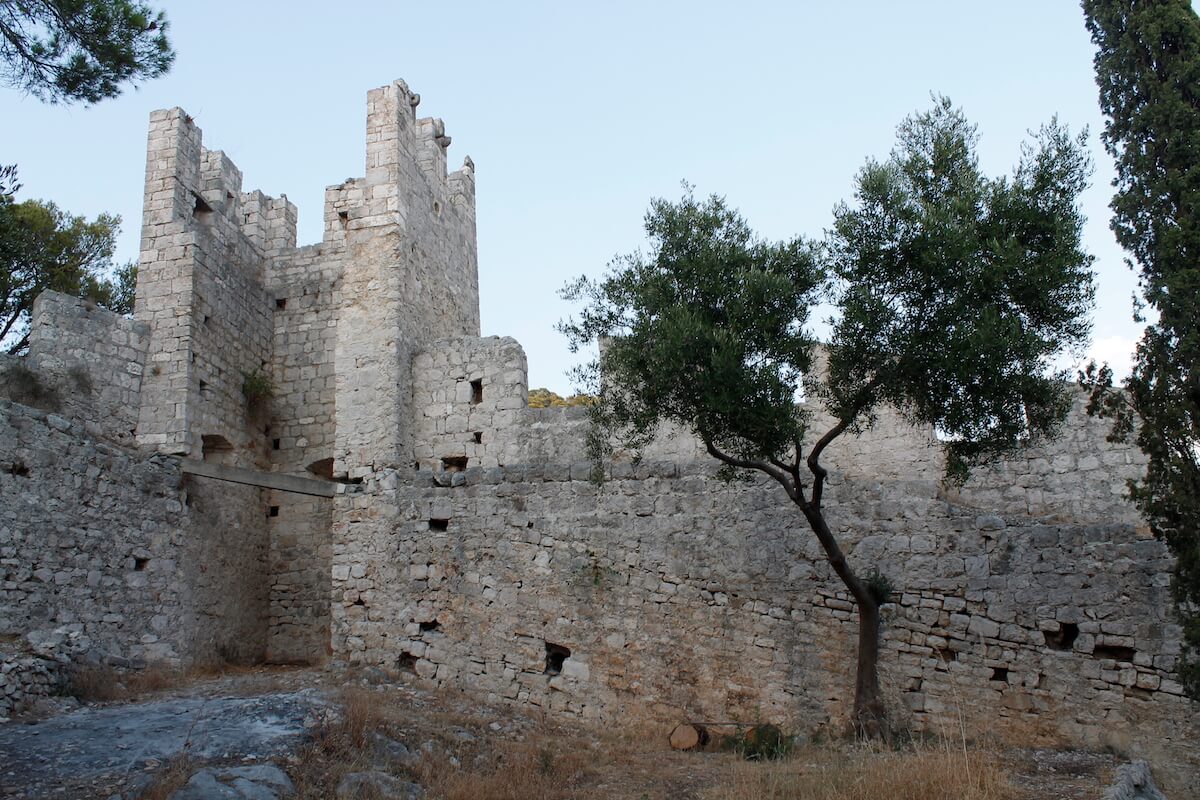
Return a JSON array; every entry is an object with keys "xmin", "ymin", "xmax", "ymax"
[{"xmin": 0, "ymin": 80, "xmax": 1192, "ymax": 781}]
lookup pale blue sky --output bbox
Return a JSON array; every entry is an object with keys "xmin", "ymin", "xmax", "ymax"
[{"xmin": 3, "ymin": 2, "xmax": 1150, "ymax": 392}]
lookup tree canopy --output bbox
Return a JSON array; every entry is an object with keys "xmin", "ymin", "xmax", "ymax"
[
  {"xmin": 1081, "ymin": 0, "xmax": 1200, "ymax": 698},
  {"xmin": 0, "ymin": 0, "xmax": 173, "ymax": 104},
  {"xmin": 560, "ymin": 99, "xmax": 1094, "ymax": 736},
  {"xmin": 0, "ymin": 181, "xmax": 134, "ymax": 353}
]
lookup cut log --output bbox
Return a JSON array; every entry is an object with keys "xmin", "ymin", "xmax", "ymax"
[{"xmin": 668, "ymin": 723, "xmax": 709, "ymax": 751}]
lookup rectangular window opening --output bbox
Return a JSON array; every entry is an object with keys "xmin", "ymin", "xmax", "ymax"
[
  {"xmin": 470, "ymin": 379, "xmax": 483, "ymax": 405},
  {"xmin": 268, "ymin": 506, "xmax": 280, "ymax": 518},
  {"xmin": 275, "ymin": 297, "xmax": 287, "ymax": 310},
  {"xmin": 441, "ymin": 456, "xmax": 468, "ymax": 473},
  {"xmin": 429, "ymin": 518, "xmax": 449, "ymax": 531},
  {"xmin": 472, "ymin": 431, "xmax": 483, "ymax": 444}
]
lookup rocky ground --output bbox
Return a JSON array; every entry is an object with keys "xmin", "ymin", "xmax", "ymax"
[{"xmin": 0, "ymin": 666, "xmax": 1166, "ymax": 799}]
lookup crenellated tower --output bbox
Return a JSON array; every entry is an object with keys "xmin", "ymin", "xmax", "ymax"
[{"xmin": 130, "ymin": 80, "xmax": 480, "ymax": 480}]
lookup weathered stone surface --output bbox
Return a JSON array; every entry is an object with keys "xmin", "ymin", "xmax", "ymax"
[
  {"xmin": 0, "ymin": 691, "xmax": 323, "ymax": 796},
  {"xmin": 1103, "ymin": 760, "xmax": 1169, "ymax": 800},
  {"xmin": 335, "ymin": 771, "xmax": 423, "ymax": 800},
  {"xmin": 171, "ymin": 764, "xmax": 295, "ymax": 800}
]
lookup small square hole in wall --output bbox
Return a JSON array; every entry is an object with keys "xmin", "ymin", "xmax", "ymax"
[
  {"xmin": 429, "ymin": 518, "xmax": 449, "ymax": 531},
  {"xmin": 470, "ymin": 379, "xmax": 483, "ymax": 405},
  {"xmin": 990, "ymin": 667, "xmax": 1009, "ymax": 683},
  {"xmin": 134, "ymin": 557, "xmax": 149, "ymax": 572},
  {"xmin": 473, "ymin": 431, "xmax": 483, "ymax": 444},
  {"xmin": 275, "ymin": 297, "xmax": 287, "ymax": 310},
  {"xmin": 268, "ymin": 506, "xmax": 280, "ymax": 518},
  {"xmin": 544, "ymin": 642, "xmax": 571, "ymax": 675},
  {"xmin": 272, "ymin": 438, "xmax": 281, "ymax": 451},
  {"xmin": 420, "ymin": 619, "xmax": 441, "ymax": 633}
]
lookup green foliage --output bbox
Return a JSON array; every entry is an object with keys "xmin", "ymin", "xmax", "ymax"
[
  {"xmin": 0, "ymin": 0, "xmax": 173, "ymax": 104},
  {"xmin": 241, "ymin": 369, "xmax": 275, "ymax": 408},
  {"xmin": 0, "ymin": 163, "xmax": 17, "ymax": 196},
  {"xmin": 559, "ymin": 185, "xmax": 823, "ymax": 465},
  {"xmin": 723, "ymin": 724, "xmax": 795, "ymax": 761},
  {"xmin": 0, "ymin": 191, "xmax": 131, "ymax": 353},
  {"xmin": 1082, "ymin": 0, "xmax": 1200, "ymax": 699},
  {"xmin": 864, "ymin": 568, "xmax": 894, "ymax": 606},
  {"xmin": 827, "ymin": 97, "xmax": 1094, "ymax": 476},
  {"xmin": 527, "ymin": 387, "xmax": 593, "ymax": 408}
]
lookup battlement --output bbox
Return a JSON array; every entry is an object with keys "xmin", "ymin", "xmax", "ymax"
[{"xmin": 141, "ymin": 108, "xmax": 297, "ymax": 258}]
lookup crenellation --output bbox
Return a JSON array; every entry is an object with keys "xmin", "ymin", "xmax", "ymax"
[{"xmin": 415, "ymin": 117, "xmax": 450, "ymax": 188}]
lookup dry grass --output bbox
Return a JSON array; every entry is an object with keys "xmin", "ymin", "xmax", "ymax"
[
  {"xmin": 421, "ymin": 739, "xmax": 597, "ymax": 800},
  {"xmin": 62, "ymin": 659, "xmax": 264, "ymax": 704},
  {"xmin": 134, "ymin": 755, "xmax": 195, "ymax": 800},
  {"xmin": 702, "ymin": 743, "xmax": 1015, "ymax": 800},
  {"xmin": 289, "ymin": 686, "xmax": 398, "ymax": 799}
]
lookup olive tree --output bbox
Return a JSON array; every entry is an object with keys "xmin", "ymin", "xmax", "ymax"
[{"xmin": 559, "ymin": 99, "xmax": 1095, "ymax": 737}]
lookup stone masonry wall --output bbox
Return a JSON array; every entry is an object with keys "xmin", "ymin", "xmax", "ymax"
[
  {"xmin": 0, "ymin": 400, "xmax": 270, "ymax": 667},
  {"xmin": 331, "ymin": 462, "xmax": 1196, "ymax": 778},
  {"xmin": 25, "ymin": 292, "xmax": 149, "ymax": 445}
]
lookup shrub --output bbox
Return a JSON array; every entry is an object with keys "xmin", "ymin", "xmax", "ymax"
[
  {"xmin": 0, "ymin": 361, "xmax": 61, "ymax": 410},
  {"xmin": 241, "ymin": 369, "xmax": 275, "ymax": 409}
]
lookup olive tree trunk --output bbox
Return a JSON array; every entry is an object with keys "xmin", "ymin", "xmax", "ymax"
[{"xmin": 802, "ymin": 503, "xmax": 887, "ymax": 739}]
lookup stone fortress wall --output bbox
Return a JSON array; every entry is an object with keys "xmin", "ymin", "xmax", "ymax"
[{"xmin": 0, "ymin": 79, "xmax": 1193, "ymax": 779}]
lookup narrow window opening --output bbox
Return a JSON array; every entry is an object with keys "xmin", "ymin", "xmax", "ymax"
[
  {"xmin": 1043, "ymin": 623, "xmax": 1080, "ymax": 651},
  {"xmin": 338, "ymin": 210, "xmax": 349, "ymax": 229},
  {"xmin": 1093, "ymin": 644, "xmax": 1137, "ymax": 662},
  {"xmin": 470, "ymin": 379, "xmax": 483, "ymax": 405},
  {"xmin": 441, "ymin": 456, "xmax": 468, "ymax": 473},
  {"xmin": 472, "ymin": 431, "xmax": 483, "ymax": 444},
  {"xmin": 420, "ymin": 619, "xmax": 441, "ymax": 633},
  {"xmin": 268, "ymin": 506, "xmax": 280, "ymax": 518},
  {"xmin": 193, "ymin": 194, "xmax": 213, "ymax": 221},
  {"xmin": 429, "ymin": 518, "xmax": 449, "ymax": 531},
  {"xmin": 272, "ymin": 438, "xmax": 281, "ymax": 451},
  {"xmin": 134, "ymin": 557, "xmax": 149, "ymax": 572},
  {"xmin": 413, "ymin": 461, "xmax": 421, "ymax": 471},
  {"xmin": 198, "ymin": 380, "xmax": 208, "ymax": 395},
  {"xmin": 544, "ymin": 642, "xmax": 571, "ymax": 675},
  {"xmin": 990, "ymin": 667, "xmax": 1009, "ymax": 683},
  {"xmin": 275, "ymin": 297, "xmax": 287, "ymax": 310}
]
